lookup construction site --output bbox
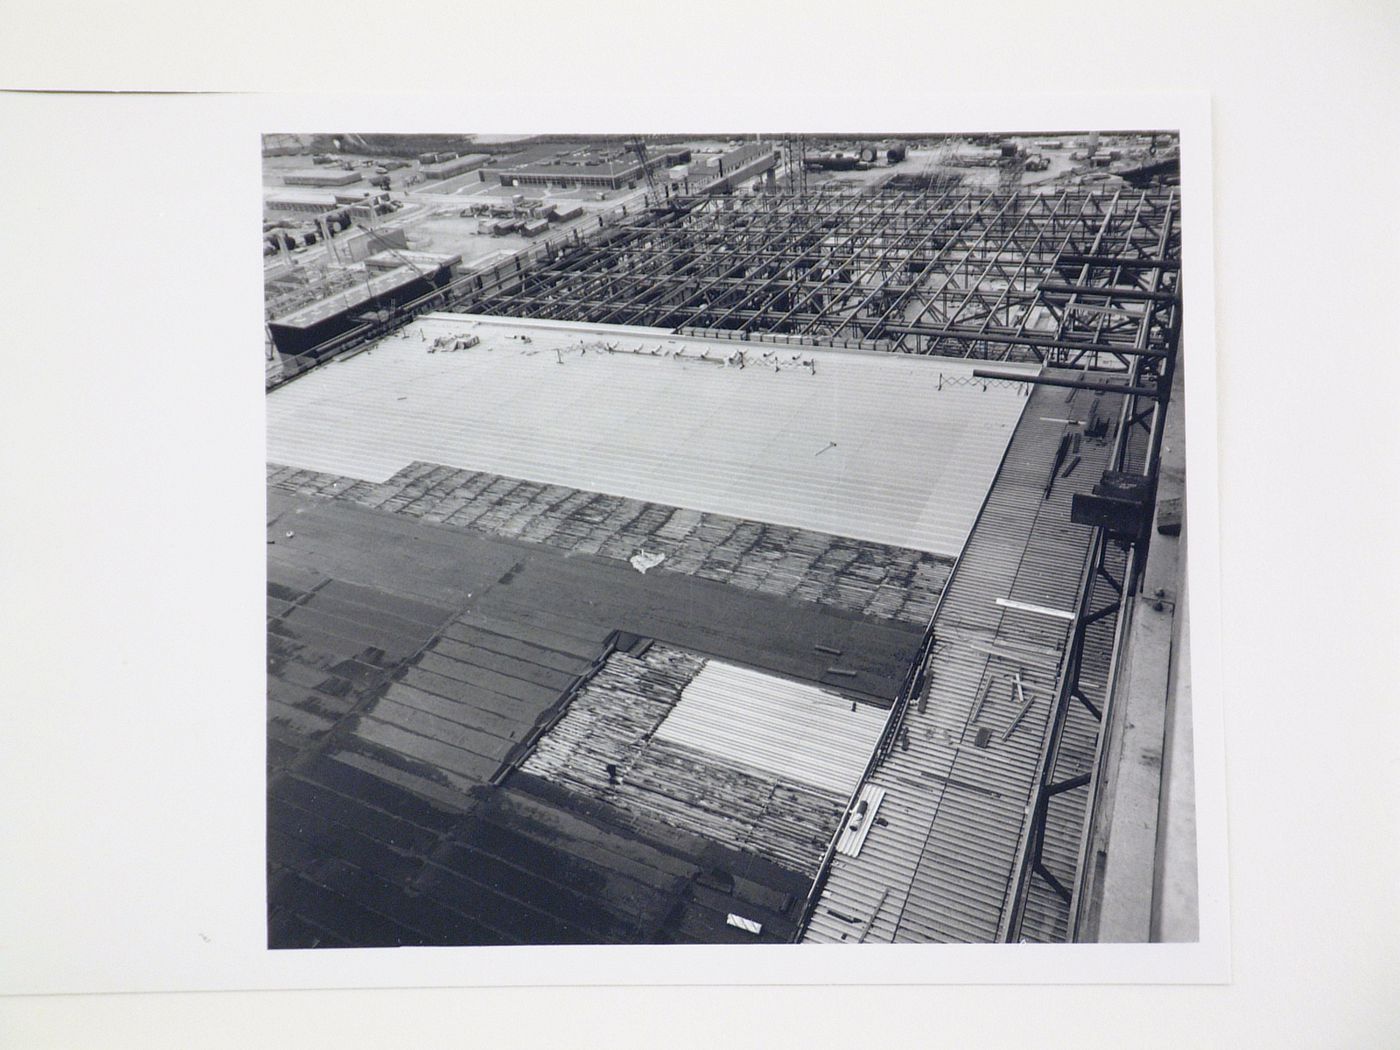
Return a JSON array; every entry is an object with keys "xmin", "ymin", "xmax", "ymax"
[{"xmin": 264, "ymin": 131, "xmax": 1193, "ymax": 948}]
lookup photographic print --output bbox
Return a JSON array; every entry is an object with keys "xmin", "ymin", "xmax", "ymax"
[{"xmin": 263, "ymin": 129, "xmax": 1195, "ymax": 949}]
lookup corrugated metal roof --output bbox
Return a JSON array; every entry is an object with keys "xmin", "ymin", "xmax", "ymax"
[
  {"xmin": 266, "ymin": 190, "xmax": 339, "ymax": 207},
  {"xmin": 654, "ymin": 661, "xmax": 887, "ymax": 796},
  {"xmin": 835, "ymin": 784, "xmax": 886, "ymax": 859},
  {"xmin": 802, "ymin": 375, "xmax": 1126, "ymax": 944},
  {"xmin": 1018, "ymin": 440, "xmax": 1145, "ymax": 943},
  {"xmin": 265, "ymin": 314, "xmax": 1036, "ymax": 557}
]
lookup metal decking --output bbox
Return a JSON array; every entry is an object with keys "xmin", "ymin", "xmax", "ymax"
[
  {"xmin": 655, "ymin": 660, "xmax": 887, "ymax": 797},
  {"xmin": 803, "ymin": 375, "xmax": 1124, "ymax": 944},
  {"xmin": 266, "ymin": 313, "xmax": 1035, "ymax": 558}
]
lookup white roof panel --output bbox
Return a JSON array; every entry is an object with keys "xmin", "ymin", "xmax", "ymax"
[
  {"xmin": 265, "ymin": 314, "xmax": 1036, "ymax": 556},
  {"xmin": 652, "ymin": 661, "xmax": 887, "ymax": 796}
]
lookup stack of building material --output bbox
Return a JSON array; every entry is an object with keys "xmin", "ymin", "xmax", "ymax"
[{"xmin": 518, "ymin": 644, "xmax": 886, "ymax": 876}]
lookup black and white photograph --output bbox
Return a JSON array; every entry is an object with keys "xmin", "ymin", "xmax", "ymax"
[
  {"xmin": 4, "ymin": 3, "xmax": 1396, "ymax": 1042},
  {"xmin": 263, "ymin": 130, "xmax": 1196, "ymax": 949}
]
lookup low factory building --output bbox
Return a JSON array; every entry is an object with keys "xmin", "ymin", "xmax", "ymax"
[
  {"xmin": 495, "ymin": 145, "xmax": 691, "ymax": 190},
  {"xmin": 687, "ymin": 141, "xmax": 781, "ymax": 193},
  {"xmin": 283, "ymin": 168, "xmax": 364, "ymax": 187},
  {"xmin": 420, "ymin": 153, "xmax": 491, "ymax": 180},
  {"xmin": 265, "ymin": 191, "xmax": 342, "ymax": 215},
  {"xmin": 265, "ymin": 258, "xmax": 459, "ymax": 359}
]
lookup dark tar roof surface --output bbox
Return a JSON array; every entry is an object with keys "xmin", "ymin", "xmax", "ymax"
[{"xmin": 267, "ymin": 481, "xmax": 924, "ymax": 947}]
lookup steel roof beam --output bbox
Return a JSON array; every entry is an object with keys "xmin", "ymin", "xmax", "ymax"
[{"xmin": 1039, "ymin": 282, "xmax": 1181, "ymax": 303}]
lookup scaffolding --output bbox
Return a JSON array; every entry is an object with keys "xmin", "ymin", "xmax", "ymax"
[{"xmin": 451, "ymin": 184, "xmax": 1180, "ymax": 372}]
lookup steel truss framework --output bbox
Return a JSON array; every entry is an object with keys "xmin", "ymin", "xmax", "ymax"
[
  {"xmin": 451, "ymin": 185, "xmax": 1181, "ymax": 373},
  {"xmin": 996, "ymin": 191, "xmax": 1181, "ymax": 941},
  {"xmin": 284, "ymin": 180, "xmax": 1185, "ymax": 943},
  {"xmin": 746, "ymin": 183, "xmax": 1181, "ymax": 943},
  {"xmin": 447, "ymin": 182, "xmax": 1184, "ymax": 943}
]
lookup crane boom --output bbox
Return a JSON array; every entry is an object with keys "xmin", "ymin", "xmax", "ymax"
[{"xmin": 628, "ymin": 137, "xmax": 663, "ymax": 207}]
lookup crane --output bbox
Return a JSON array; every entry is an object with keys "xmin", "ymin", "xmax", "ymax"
[
  {"xmin": 348, "ymin": 219, "xmax": 439, "ymax": 327},
  {"xmin": 628, "ymin": 137, "xmax": 665, "ymax": 208},
  {"xmin": 356, "ymin": 220, "xmax": 429, "ymax": 280},
  {"xmin": 783, "ymin": 135, "xmax": 808, "ymax": 196}
]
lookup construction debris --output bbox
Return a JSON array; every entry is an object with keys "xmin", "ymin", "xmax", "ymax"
[
  {"xmin": 1000, "ymin": 674, "xmax": 1036, "ymax": 742},
  {"xmin": 629, "ymin": 550, "xmax": 666, "ymax": 574}
]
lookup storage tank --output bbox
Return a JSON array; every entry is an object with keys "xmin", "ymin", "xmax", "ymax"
[
  {"xmin": 886, "ymin": 143, "xmax": 907, "ymax": 163},
  {"xmin": 859, "ymin": 145, "xmax": 877, "ymax": 163},
  {"xmin": 807, "ymin": 152, "xmax": 861, "ymax": 171}
]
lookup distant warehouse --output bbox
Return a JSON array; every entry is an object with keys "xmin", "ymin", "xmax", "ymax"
[
  {"xmin": 265, "ymin": 190, "xmax": 341, "ymax": 214},
  {"xmin": 282, "ymin": 168, "xmax": 363, "ymax": 187},
  {"xmin": 547, "ymin": 201, "xmax": 585, "ymax": 222},
  {"xmin": 420, "ymin": 153, "xmax": 491, "ymax": 180},
  {"xmin": 496, "ymin": 146, "xmax": 691, "ymax": 190},
  {"xmin": 687, "ymin": 142, "xmax": 781, "ymax": 191}
]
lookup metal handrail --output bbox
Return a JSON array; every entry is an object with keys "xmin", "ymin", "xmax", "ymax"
[
  {"xmin": 791, "ymin": 359, "xmax": 1032, "ymax": 941},
  {"xmin": 791, "ymin": 622, "xmax": 937, "ymax": 939},
  {"xmin": 997, "ymin": 193, "xmax": 1180, "ymax": 940}
]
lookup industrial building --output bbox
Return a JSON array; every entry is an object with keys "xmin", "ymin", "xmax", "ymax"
[
  {"xmin": 682, "ymin": 141, "xmax": 783, "ymax": 193},
  {"xmin": 420, "ymin": 153, "xmax": 490, "ymax": 180},
  {"xmin": 265, "ymin": 252, "xmax": 460, "ymax": 359},
  {"xmin": 265, "ymin": 190, "xmax": 344, "ymax": 215},
  {"xmin": 494, "ymin": 144, "xmax": 692, "ymax": 190},
  {"xmin": 266, "ymin": 134, "xmax": 1190, "ymax": 948},
  {"xmin": 262, "ymin": 132, "xmax": 308, "ymax": 157},
  {"xmin": 283, "ymin": 168, "xmax": 364, "ymax": 187}
]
